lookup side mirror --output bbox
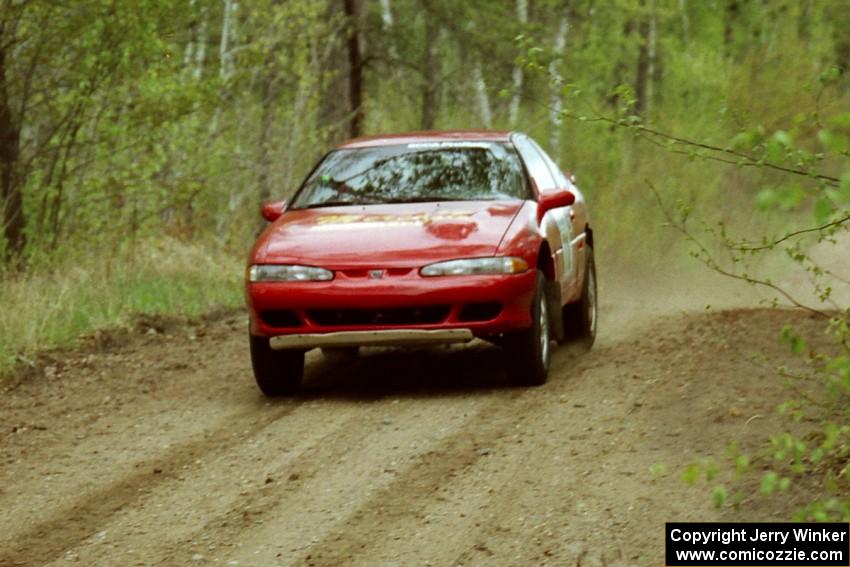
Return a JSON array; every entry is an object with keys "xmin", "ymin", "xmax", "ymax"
[
  {"xmin": 537, "ymin": 189, "xmax": 575, "ymax": 221},
  {"xmin": 261, "ymin": 200, "xmax": 287, "ymax": 222}
]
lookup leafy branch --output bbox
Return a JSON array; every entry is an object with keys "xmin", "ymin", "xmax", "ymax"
[
  {"xmin": 646, "ymin": 180, "xmax": 832, "ymax": 318},
  {"xmin": 731, "ymin": 214, "xmax": 850, "ymax": 252},
  {"xmin": 554, "ymin": 107, "xmax": 842, "ymax": 186}
]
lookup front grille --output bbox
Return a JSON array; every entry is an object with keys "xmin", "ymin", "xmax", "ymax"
[
  {"xmin": 307, "ymin": 306, "xmax": 450, "ymax": 327},
  {"xmin": 458, "ymin": 302, "xmax": 503, "ymax": 322},
  {"xmin": 259, "ymin": 310, "xmax": 302, "ymax": 328}
]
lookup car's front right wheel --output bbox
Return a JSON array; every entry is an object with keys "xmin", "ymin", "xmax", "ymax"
[
  {"xmin": 249, "ymin": 334, "xmax": 304, "ymax": 396},
  {"xmin": 504, "ymin": 271, "xmax": 550, "ymax": 386}
]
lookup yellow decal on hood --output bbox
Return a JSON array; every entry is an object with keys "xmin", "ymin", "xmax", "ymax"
[{"xmin": 315, "ymin": 210, "xmax": 473, "ymax": 226}]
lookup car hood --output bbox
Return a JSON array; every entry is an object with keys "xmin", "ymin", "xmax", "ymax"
[{"xmin": 256, "ymin": 201, "xmax": 526, "ymax": 268}]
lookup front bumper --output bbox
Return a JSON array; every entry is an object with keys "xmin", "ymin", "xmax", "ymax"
[
  {"xmin": 247, "ymin": 269, "xmax": 537, "ymax": 342},
  {"xmin": 269, "ymin": 328, "xmax": 474, "ymax": 350}
]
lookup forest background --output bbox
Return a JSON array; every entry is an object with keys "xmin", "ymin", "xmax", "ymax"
[{"xmin": 1, "ymin": 0, "xmax": 849, "ymax": 375}]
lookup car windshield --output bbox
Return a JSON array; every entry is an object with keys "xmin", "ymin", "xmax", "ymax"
[{"xmin": 291, "ymin": 142, "xmax": 531, "ymax": 209}]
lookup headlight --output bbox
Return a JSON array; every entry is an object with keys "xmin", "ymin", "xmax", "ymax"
[
  {"xmin": 248, "ymin": 264, "xmax": 333, "ymax": 282},
  {"xmin": 420, "ymin": 257, "xmax": 528, "ymax": 277}
]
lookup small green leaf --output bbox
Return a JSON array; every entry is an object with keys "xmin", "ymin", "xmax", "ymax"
[
  {"xmin": 839, "ymin": 172, "xmax": 850, "ymax": 202},
  {"xmin": 829, "ymin": 112, "xmax": 850, "ymax": 130},
  {"xmin": 712, "ymin": 485, "xmax": 728, "ymax": 508},
  {"xmin": 735, "ymin": 454, "xmax": 750, "ymax": 475},
  {"xmin": 814, "ymin": 197, "xmax": 834, "ymax": 225},
  {"xmin": 730, "ymin": 129, "xmax": 762, "ymax": 150},
  {"xmin": 682, "ymin": 462, "xmax": 700, "ymax": 485},
  {"xmin": 777, "ymin": 185, "xmax": 806, "ymax": 210},
  {"xmin": 773, "ymin": 130, "xmax": 793, "ymax": 147},
  {"xmin": 819, "ymin": 66, "xmax": 842, "ymax": 85},
  {"xmin": 761, "ymin": 471, "xmax": 779, "ymax": 494},
  {"xmin": 756, "ymin": 187, "xmax": 777, "ymax": 210},
  {"xmin": 765, "ymin": 139, "xmax": 786, "ymax": 162},
  {"xmin": 704, "ymin": 460, "xmax": 719, "ymax": 482},
  {"xmin": 818, "ymin": 129, "xmax": 849, "ymax": 153}
]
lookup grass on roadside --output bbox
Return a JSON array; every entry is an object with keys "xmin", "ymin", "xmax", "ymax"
[{"xmin": 0, "ymin": 238, "xmax": 243, "ymax": 376}]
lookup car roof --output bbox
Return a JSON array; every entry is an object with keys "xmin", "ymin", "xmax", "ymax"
[{"xmin": 336, "ymin": 130, "xmax": 514, "ymax": 149}]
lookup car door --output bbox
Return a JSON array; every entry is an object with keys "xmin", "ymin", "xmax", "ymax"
[
  {"xmin": 512, "ymin": 134, "xmax": 575, "ymax": 298},
  {"xmin": 526, "ymin": 138, "xmax": 590, "ymax": 299}
]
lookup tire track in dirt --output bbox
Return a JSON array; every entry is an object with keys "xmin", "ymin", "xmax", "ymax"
[
  {"xmin": 43, "ymin": 403, "xmax": 379, "ymax": 567},
  {"xmin": 151, "ymin": 394, "xmax": 502, "ymax": 566},
  {"xmin": 280, "ymin": 387, "xmax": 557, "ymax": 565},
  {"xmin": 0, "ymin": 403, "xmax": 299, "ymax": 567},
  {"xmin": 281, "ymin": 348, "xmax": 593, "ymax": 567},
  {"xmin": 33, "ymin": 348, "xmax": 514, "ymax": 566}
]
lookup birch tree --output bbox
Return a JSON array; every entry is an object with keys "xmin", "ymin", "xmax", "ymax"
[
  {"xmin": 548, "ymin": 15, "xmax": 569, "ymax": 156},
  {"xmin": 220, "ymin": 0, "xmax": 238, "ymax": 81},
  {"xmin": 472, "ymin": 64, "xmax": 493, "ymax": 128},
  {"xmin": 508, "ymin": 0, "xmax": 528, "ymax": 128}
]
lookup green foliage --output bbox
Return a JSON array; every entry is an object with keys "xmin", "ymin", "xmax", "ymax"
[
  {"xmin": 0, "ymin": 238, "xmax": 242, "ymax": 375},
  {"xmin": 0, "ymin": 9, "xmax": 849, "ymax": 530},
  {"xmin": 495, "ymin": 0, "xmax": 850, "ymax": 521},
  {"xmin": 712, "ymin": 485, "xmax": 728, "ymax": 509}
]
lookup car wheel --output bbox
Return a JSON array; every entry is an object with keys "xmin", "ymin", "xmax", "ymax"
[
  {"xmin": 249, "ymin": 334, "xmax": 304, "ymax": 396},
  {"xmin": 505, "ymin": 271, "xmax": 550, "ymax": 386},
  {"xmin": 563, "ymin": 246, "xmax": 597, "ymax": 348}
]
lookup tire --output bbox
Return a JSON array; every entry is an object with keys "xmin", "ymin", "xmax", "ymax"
[
  {"xmin": 249, "ymin": 334, "xmax": 304, "ymax": 396},
  {"xmin": 504, "ymin": 271, "xmax": 551, "ymax": 386},
  {"xmin": 563, "ymin": 246, "xmax": 597, "ymax": 348}
]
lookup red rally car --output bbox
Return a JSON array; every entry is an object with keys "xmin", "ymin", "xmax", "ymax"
[{"xmin": 246, "ymin": 131, "xmax": 597, "ymax": 395}]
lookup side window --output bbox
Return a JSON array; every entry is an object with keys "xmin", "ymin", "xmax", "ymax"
[
  {"xmin": 512, "ymin": 135, "xmax": 557, "ymax": 196},
  {"xmin": 527, "ymin": 138, "xmax": 569, "ymax": 188}
]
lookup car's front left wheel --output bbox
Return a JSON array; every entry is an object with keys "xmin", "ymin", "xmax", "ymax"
[
  {"xmin": 249, "ymin": 334, "xmax": 304, "ymax": 396},
  {"xmin": 504, "ymin": 271, "xmax": 551, "ymax": 386}
]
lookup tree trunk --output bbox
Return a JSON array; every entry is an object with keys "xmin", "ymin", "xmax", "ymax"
[
  {"xmin": 0, "ymin": 43, "xmax": 24, "ymax": 262},
  {"xmin": 829, "ymin": 2, "xmax": 850, "ymax": 72},
  {"xmin": 678, "ymin": 0, "xmax": 690, "ymax": 43},
  {"xmin": 646, "ymin": 0, "xmax": 657, "ymax": 113},
  {"xmin": 508, "ymin": 0, "xmax": 528, "ymax": 127},
  {"xmin": 379, "ymin": 0, "xmax": 397, "ymax": 59},
  {"xmin": 182, "ymin": 0, "xmax": 196, "ymax": 74},
  {"xmin": 220, "ymin": 0, "xmax": 237, "ymax": 80},
  {"xmin": 549, "ymin": 15, "xmax": 569, "ymax": 156},
  {"xmin": 420, "ymin": 3, "xmax": 439, "ymax": 130},
  {"xmin": 723, "ymin": 0, "xmax": 739, "ymax": 58},
  {"xmin": 256, "ymin": 74, "xmax": 276, "ymax": 205},
  {"xmin": 472, "ymin": 63, "xmax": 492, "ymax": 128},
  {"xmin": 634, "ymin": 7, "xmax": 650, "ymax": 115},
  {"xmin": 193, "ymin": 7, "xmax": 208, "ymax": 81},
  {"xmin": 343, "ymin": 0, "xmax": 364, "ymax": 138},
  {"xmin": 608, "ymin": 17, "xmax": 633, "ymax": 110}
]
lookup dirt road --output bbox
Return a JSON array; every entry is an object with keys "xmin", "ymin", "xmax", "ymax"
[{"xmin": 0, "ymin": 270, "xmax": 823, "ymax": 566}]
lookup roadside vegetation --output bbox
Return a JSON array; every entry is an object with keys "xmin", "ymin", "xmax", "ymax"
[
  {"xmin": 0, "ymin": 239, "xmax": 242, "ymax": 370},
  {"xmin": 1, "ymin": 0, "xmax": 849, "ymax": 519}
]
